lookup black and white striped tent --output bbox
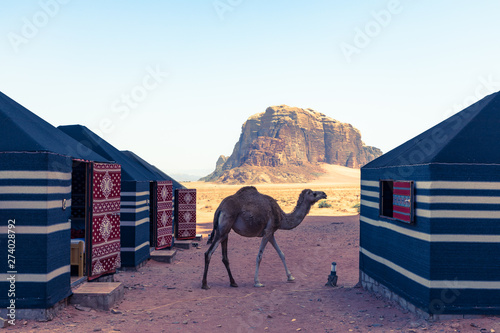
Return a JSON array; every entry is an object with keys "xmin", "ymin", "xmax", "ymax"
[{"xmin": 360, "ymin": 92, "xmax": 500, "ymax": 316}]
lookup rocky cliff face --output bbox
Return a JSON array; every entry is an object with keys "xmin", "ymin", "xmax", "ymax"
[{"xmin": 202, "ymin": 105, "xmax": 382, "ymax": 183}]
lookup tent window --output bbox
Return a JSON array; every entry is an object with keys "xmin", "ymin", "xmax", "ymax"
[{"xmin": 379, "ymin": 180, "xmax": 414, "ymax": 224}]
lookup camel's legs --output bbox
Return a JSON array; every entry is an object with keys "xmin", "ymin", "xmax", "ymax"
[
  {"xmin": 221, "ymin": 237, "xmax": 238, "ymax": 287},
  {"xmin": 254, "ymin": 235, "xmax": 271, "ymax": 287},
  {"xmin": 202, "ymin": 233, "xmax": 222, "ymax": 289},
  {"xmin": 269, "ymin": 235, "xmax": 295, "ymax": 282}
]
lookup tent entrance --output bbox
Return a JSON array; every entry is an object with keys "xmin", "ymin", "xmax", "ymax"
[
  {"xmin": 70, "ymin": 161, "xmax": 121, "ymax": 282},
  {"xmin": 70, "ymin": 161, "xmax": 90, "ymax": 282}
]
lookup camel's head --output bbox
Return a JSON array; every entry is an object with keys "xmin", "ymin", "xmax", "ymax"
[{"xmin": 302, "ymin": 189, "xmax": 327, "ymax": 204}]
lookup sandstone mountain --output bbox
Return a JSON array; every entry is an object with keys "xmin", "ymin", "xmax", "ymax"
[{"xmin": 201, "ymin": 105, "xmax": 382, "ymax": 183}]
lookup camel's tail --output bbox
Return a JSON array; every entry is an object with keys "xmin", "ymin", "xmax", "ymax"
[{"xmin": 207, "ymin": 208, "xmax": 221, "ymax": 244}]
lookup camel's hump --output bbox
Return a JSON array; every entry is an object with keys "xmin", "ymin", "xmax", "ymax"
[
  {"xmin": 235, "ymin": 186, "xmax": 258, "ymax": 195},
  {"xmin": 232, "ymin": 186, "xmax": 277, "ymax": 205}
]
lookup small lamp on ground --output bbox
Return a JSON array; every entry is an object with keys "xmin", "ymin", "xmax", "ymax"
[{"xmin": 325, "ymin": 262, "xmax": 338, "ymax": 287}]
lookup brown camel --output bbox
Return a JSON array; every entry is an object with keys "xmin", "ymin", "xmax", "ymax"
[{"xmin": 202, "ymin": 186, "xmax": 327, "ymax": 289}]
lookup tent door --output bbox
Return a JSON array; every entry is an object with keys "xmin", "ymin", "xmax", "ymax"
[
  {"xmin": 87, "ymin": 162, "xmax": 121, "ymax": 280},
  {"xmin": 154, "ymin": 181, "xmax": 173, "ymax": 249},
  {"xmin": 175, "ymin": 189, "xmax": 196, "ymax": 240}
]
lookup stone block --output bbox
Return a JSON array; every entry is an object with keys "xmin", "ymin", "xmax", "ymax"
[
  {"xmin": 463, "ymin": 314, "xmax": 485, "ymax": 319},
  {"xmin": 430, "ymin": 314, "xmax": 465, "ymax": 321},
  {"xmin": 150, "ymin": 250, "xmax": 177, "ymax": 263},
  {"xmin": 70, "ymin": 282, "xmax": 124, "ymax": 311},
  {"xmin": 119, "ymin": 260, "xmax": 148, "ymax": 272},
  {"xmin": 174, "ymin": 240, "xmax": 192, "ymax": 250}
]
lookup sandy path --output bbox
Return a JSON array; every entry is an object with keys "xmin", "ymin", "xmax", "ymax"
[{"xmin": 15, "ymin": 215, "xmax": 499, "ymax": 333}]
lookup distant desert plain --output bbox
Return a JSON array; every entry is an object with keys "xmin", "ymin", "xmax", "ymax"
[{"xmin": 185, "ymin": 164, "xmax": 361, "ymax": 235}]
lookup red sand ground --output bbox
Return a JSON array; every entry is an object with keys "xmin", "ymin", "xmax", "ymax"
[{"xmin": 6, "ymin": 216, "xmax": 500, "ymax": 332}]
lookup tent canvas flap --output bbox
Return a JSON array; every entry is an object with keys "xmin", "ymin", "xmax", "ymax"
[
  {"xmin": 88, "ymin": 163, "xmax": 121, "ymax": 280},
  {"xmin": 156, "ymin": 180, "xmax": 173, "ymax": 249}
]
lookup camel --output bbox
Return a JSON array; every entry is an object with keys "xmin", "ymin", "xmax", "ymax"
[{"xmin": 202, "ymin": 186, "xmax": 327, "ymax": 289}]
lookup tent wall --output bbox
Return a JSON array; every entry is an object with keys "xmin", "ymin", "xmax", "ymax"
[
  {"xmin": 426, "ymin": 164, "xmax": 500, "ymax": 314},
  {"xmin": 360, "ymin": 164, "xmax": 500, "ymax": 315},
  {"xmin": 120, "ymin": 181, "xmax": 150, "ymax": 267},
  {"xmin": 0, "ymin": 152, "xmax": 72, "ymax": 309},
  {"xmin": 360, "ymin": 165, "xmax": 432, "ymax": 313}
]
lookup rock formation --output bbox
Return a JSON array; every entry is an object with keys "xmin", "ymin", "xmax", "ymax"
[{"xmin": 201, "ymin": 105, "xmax": 382, "ymax": 183}]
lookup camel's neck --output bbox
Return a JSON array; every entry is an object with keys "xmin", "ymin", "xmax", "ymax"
[{"xmin": 279, "ymin": 201, "xmax": 312, "ymax": 230}]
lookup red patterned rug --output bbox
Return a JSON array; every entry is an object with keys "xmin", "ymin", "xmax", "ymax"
[
  {"xmin": 89, "ymin": 163, "xmax": 121, "ymax": 280},
  {"xmin": 175, "ymin": 189, "xmax": 196, "ymax": 240},
  {"xmin": 156, "ymin": 181, "xmax": 173, "ymax": 249}
]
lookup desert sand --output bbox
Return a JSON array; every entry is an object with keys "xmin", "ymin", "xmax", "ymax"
[{"xmin": 193, "ymin": 164, "xmax": 361, "ymax": 235}]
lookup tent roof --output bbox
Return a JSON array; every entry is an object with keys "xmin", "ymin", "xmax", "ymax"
[
  {"xmin": 0, "ymin": 91, "xmax": 109, "ymax": 162},
  {"xmin": 58, "ymin": 125, "xmax": 159, "ymax": 181},
  {"xmin": 363, "ymin": 91, "xmax": 500, "ymax": 169},
  {"xmin": 121, "ymin": 150, "xmax": 185, "ymax": 190},
  {"xmin": 58, "ymin": 125, "xmax": 182, "ymax": 187}
]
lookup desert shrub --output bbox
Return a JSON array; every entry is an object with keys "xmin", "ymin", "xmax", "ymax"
[
  {"xmin": 318, "ymin": 200, "xmax": 332, "ymax": 208},
  {"xmin": 352, "ymin": 202, "xmax": 360, "ymax": 213}
]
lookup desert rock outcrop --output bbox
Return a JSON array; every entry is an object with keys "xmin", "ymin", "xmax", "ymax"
[{"xmin": 202, "ymin": 105, "xmax": 382, "ymax": 183}]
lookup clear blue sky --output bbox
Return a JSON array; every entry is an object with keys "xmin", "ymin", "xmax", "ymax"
[{"xmin": 1, "ymin": 0, "xmax": 499, "ymax": 177}]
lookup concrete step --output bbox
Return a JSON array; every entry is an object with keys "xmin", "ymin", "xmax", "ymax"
[
  {"xmin": 173, "ymin": 240, "xmax": 193, "ymax": 250},
  {"xmin": 70, "ymin": 282, "xmax": 124, "ymax": 311},
  {"xmin": 150, "ymin": 249, "xmax": 177, "ymax": 263}
]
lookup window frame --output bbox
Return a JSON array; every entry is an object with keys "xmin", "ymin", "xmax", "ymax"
[{"xmin": 379, "ymin": 179, "xmax": 415, "ymax": 224}]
